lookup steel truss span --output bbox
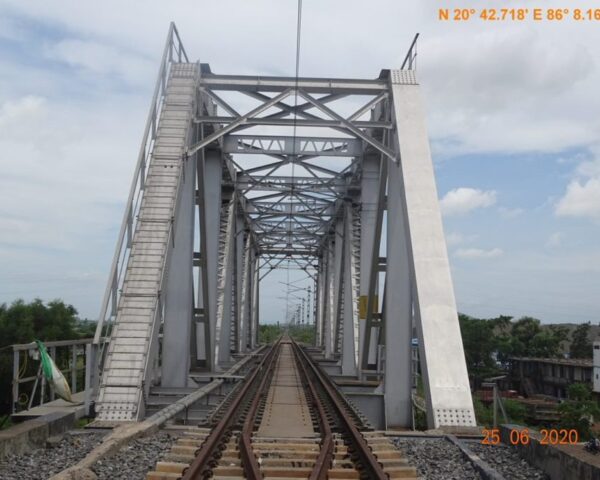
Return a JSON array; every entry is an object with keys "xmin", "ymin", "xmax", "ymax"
[{"xmin": 91, "ymin": 22, "xmax": 475, "ymax": 429}]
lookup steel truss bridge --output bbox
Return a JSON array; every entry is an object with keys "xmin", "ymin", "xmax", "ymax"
[{"xmin": 90, "ymin": 23, "xmax": 475, "ymax": 430}]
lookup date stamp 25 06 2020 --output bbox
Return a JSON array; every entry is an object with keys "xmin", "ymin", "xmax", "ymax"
[{"xmin": 482, "ymin": 428, "xmax": 579, "ymax": 446}]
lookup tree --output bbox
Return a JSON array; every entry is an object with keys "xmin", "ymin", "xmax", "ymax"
[
  {"xmin": 558, "ymin": 383, "xmax": 600, "ymax": 440},
  {"xmin": 509, "ymin": 317, "xmax": 565, "ymax": 358},
  {"xmin": 510, "ymin": 317, "xmax": 542, "ymax": 356},
  {"xmin": 530, "ymin": 325, "xmax": 568, "ymax": 357},
  {"xmin": 570, "ymin": 322, "xmax": 593, "ymax": 359},
  {"xmin": 459, "ymin": 314, "xmax": 500, "ymax": 379}
]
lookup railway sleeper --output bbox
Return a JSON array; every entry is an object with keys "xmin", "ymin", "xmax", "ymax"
[{"xmin": 147, "ymin": 340, "xmax": 418, "ymax": 480}]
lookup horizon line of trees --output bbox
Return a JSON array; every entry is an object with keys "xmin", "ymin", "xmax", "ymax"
[{"xmin": 459, "ymin": 313, "xmax": 595, "ymax": 384}]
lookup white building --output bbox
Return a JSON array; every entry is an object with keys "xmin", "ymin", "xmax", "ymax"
[{"xmin": 593, "ymin": 341, "xmax": 600, "ymax": 393}]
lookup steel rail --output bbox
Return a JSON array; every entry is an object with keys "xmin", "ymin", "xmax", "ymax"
[
  {"xmin": 291, "ymin": 338, "xmax": 389, "ymax": 480},
  {"xmin": 239, "ymin": 342, "xmax": 282, "ymax": 479},
  {"xmin": 181, "ymin": 339, "xmax": 280, "ymax": 480},
  {"xmin": 291, "ymin": 341, "xmax": 333, "ymax": 479}
]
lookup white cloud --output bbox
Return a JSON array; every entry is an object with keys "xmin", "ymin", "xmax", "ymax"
[
  {"xmin": 455, "ymin": 248, "xmax": 503, "ymax": 259},
  {"xmin": 546, "ymin": 232, "xmax": 564, "ymax": 248},
  {"xmin": 422, "ymin": 25, "xmax": 599, "ymax": 156},
  {"xmin": 445, "ymin": 231, "xmax": 478, "ymax": 247},
  {"xmin": 576, "ymin": 157, "xmax": 600, "ymax": 178},
  {"xmin": 554, "ymin": 143, "xmax": 600, "ymax": 219},
  {"xmin": 0, "ymin": 0, "xmax": 599, "ymax": 323},
  {"xmin": 555, "ymin": 178, "xmax": 600, "ymax": 219},
  {"xmin": 498, "ymin": 207, "xmax": 524, "ymax": 219},
  {"xmin": 0, "ymin": 95, "xmax": 46, "ymax": 135},
  {"xmin": 44, "ymin": 39, "xmax": 154, "ymax": 87},
  {"xmin": 445, "ymin": 232, "xmax": 464, "ymax": 247},
  {"xmin": 440, "ymin": 188, "xmax": 496, "ymax": 216},
  {"xmin": 556, "ymin": 147, "xmax": 600, "ymax": 220}
]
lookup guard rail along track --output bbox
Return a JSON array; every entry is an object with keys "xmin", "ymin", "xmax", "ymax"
[{"xmin": 146, "ymin": 336, "xmax": 418, "ymax": 479}]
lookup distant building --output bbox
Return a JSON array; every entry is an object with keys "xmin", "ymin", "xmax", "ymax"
[
  {"xmin": 594, "ymin": 341, "xmax": 600, "ymax": 393},
  {"xmin": 510, "ymin": 356, "xmax": 593, "ymax": 399}
]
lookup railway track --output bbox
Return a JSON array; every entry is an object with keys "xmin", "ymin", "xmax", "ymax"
[{"xmin": 146, "ymin": 337, "xmax": 417, "ymax": 479}]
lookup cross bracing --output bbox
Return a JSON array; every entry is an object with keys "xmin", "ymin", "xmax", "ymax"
[{"xmin": 91, "ymin": 23, "xmax": 476, "ymax": 431}]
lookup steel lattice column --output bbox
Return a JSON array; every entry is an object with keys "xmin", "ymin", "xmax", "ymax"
[
  {"xmin": 315, "ymin": 258, "xmax": 324, "ymax": 347},
  {"xmin": 202, "ymin": 151, "xmax": 223, "ymax": 370},
  {"xmin": 215, "ymin": 198, "xmax": 235, "ymax": 368},
  {"xmin": 250, "ymin": 255, "xmax": 260, "ymax": 349},
  {"xmin": 358, "ymin": 155, "xmax": 380, "ymax": 372},
  {"xmin": 323, "ymin": 238, "xmax": 335, "ymax": 359},
  {"xmin": 238, "ymin": 235, "xmax": 252, "ymax": 352},
  {"xmin": 234, "ymin": 214, "xmax": 245, "ymax": 352},
  {"xmin": 332, "ymin": 219, "xmax": 344, "ymax": 354},
  {"xmin": 341, "ymin": 203, "xmax": 360, "ymax": 376}
]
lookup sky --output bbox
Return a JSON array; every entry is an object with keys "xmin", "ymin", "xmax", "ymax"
[{"xmin": 0, "ymin": 0, "xmax": 599, "ymax": 324}]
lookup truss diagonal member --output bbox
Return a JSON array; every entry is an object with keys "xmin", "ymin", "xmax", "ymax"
[
  {"xmin": 295, "ymin": 160, "xmax": 340, "ymax": 177},
  {"xmin": 242, "ymin": 163, "xmax": 283, "ymax": 195},
  {"xmin": 259, "ymin": 256, "xmax": 288, "ymax": 281},
  {"xmin": 302, "ymin": 163, "xmax": 344, "ymax": 198},
  {"xmin": 297, "ymin": 90, "xmax": 397, "ymax": 162},
  {"xmin": 188, "ymin": 89, "xmax": 293, "ymax": 156},
  {"xmin": 200, "ymin": 88, "xmax": 240, "ymax": 117},
  {"xmin": 247, "ymin": 191, "xmax": 287, "ymax": 202},
  {"xmin": 234, "ymin": 91, "xmax": 351, "ymax": 137},
  {"xmin": 244, "ymin": 91, "xmax": 346, "ymax": 121},
  {"xmin": 289, "ymin": 256, "xmax": 317, "ymax": 280},
  {"xmin": 347, "ymin": 91, "xmax": 388, "ymax": 121},
  {"xmin": 244, "ymin": 160, "xmax": 286, "ymax": 175}
]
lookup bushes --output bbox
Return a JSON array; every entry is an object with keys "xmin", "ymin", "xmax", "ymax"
[
  {"xmin": 287, "ymin": 324, "xmax": 315, "ymax": 345},
  {"xmin": 557, "ymin": 383, "xmax": 600, "ymax": 440},
  {"xmin": 258, "ymin": 324, "xmax": 283, "ymax": 344}
]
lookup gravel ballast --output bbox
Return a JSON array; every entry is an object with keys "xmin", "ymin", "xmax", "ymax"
[
  {"xmin": 394, "ymin": 437, "xmax": 483, "ymax": 480},
  {"xmin": 0, "ymin": 432, "xmax": 105, "ymax": 480},
  {"xmin": 92, "ymin": 431, "xmax": 174, "ymax": 480},
  {"xmin": 466, "ymin": 441, "xmax": 549, "ymax": 480}
]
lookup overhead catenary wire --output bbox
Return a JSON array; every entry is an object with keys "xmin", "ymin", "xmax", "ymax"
[{"xmin": 286, "ymin": 0, "xmax": 303, "ymax": 324}]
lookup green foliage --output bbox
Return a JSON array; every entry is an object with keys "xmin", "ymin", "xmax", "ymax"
[
  {"xmin": 413, "ymin": 407, "xmax": 427, "ymax": 430},
  {"xmin": 509, "ymin": 317, "xmax": 566, "ymax": 358},
  {"xmin": 558, "ymin": 383, "xmax": 600, "ymax": 440},
  {"xmin": 287, "ymin": 324, "xmax": 315, "ymax": 345},
  {"xmin": 570, "ymin": 322, "xmax": 593, "ymax": 359},
  {"xmin": 473, "ymin": 397, "xmax": 527, "ymax": 427},
  {"xmin": 503, "ymin": 398, "xmax": 527, "ymax": 424},
  {"xmin": 0, "ymin": 415, "xmax": 12, "ymax": 430},
  {"xmin": 258, "ymin": 324, "xmax": 315, "ymax": 345},
  {"xmin": 459, "ymin": 314, "xmax": 569, "ymax": 385},
  {"xmin": 0, "ymin": 299, "xmax": 91, "ymax": 416},
  {"xmin": 258, "ymin": 324, "xmax": 283, "ymax": 344},
  {"xmin": 459, "ymin": 314, "xmax": 502, "ymax": 380},
  {"xmin": 473, "ymin": 397, "xmax": 493, "ymax": 427}
]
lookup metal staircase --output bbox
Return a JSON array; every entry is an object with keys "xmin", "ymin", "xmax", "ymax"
[{"xmin": 96, "ymin": 63, "xmax": 198, "ymax": 421}]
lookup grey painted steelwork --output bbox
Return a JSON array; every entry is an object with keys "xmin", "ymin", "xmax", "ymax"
[{"xmin": 93, "ymin": 23, "xmax": 475, "ymax": 428}]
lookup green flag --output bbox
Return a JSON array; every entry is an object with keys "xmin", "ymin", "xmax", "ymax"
[{"xmin": 35, "ymin": 340, "xmax": 73, "ymax": 402}]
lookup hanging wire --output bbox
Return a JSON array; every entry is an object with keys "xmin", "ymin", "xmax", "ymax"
[{"xmin": 286, "ymin": 0, "xmax": 303, "ymax": 324}]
